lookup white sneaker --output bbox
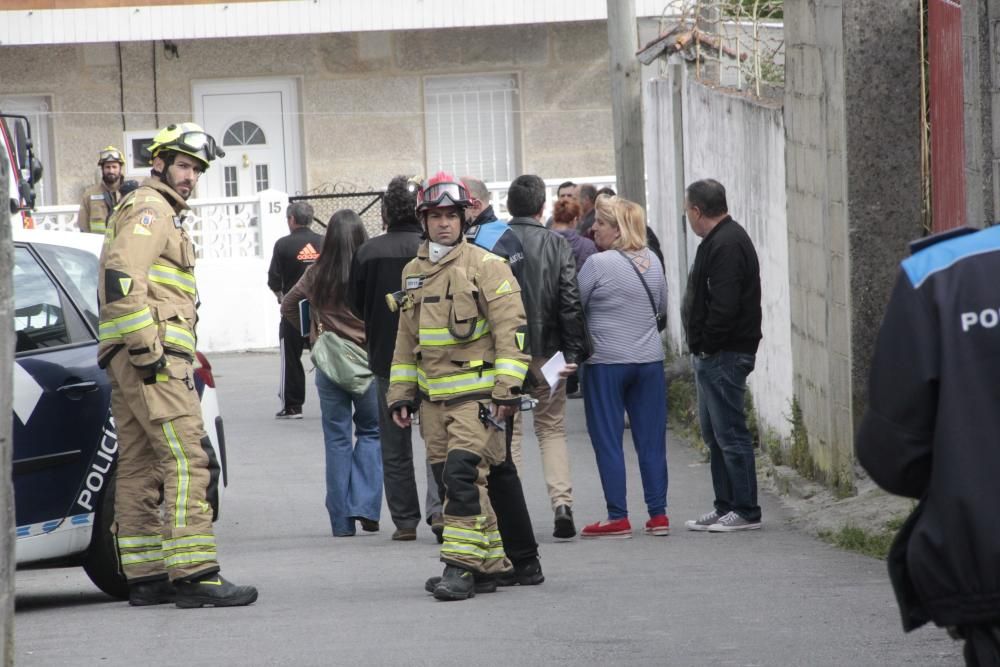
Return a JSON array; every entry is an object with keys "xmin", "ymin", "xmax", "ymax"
[
  {"xmin": 707, "ymin": 511, "xmax": 761, "ymax": 532},
  {"xmin": 684, "ymin": 510, "xmax": 722, "ymax": 532}
]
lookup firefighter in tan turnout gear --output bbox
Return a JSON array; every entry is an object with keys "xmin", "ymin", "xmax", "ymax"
[
  {"xmin": 387, "ymin": 173, "xmax": 530, "ymax": 601},
  {"xmin": 79, "ymin": 145, "xmax": 126, "ymax": 234},
  {"xmin": 98, "ymin": 122, "xmax": 257, "ymax": 608}
]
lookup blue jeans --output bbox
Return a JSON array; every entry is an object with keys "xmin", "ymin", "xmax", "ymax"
[
  {"xmin": 315, "ymin": 370, "xmax": 382, "ymax": 536},
  {"xmin": 583, "ymin": 362, "xmax": 668, "ymax": 520},
  {"xmin": 693, "ymin": 351, "xmax": 761, "ymax": 522}
]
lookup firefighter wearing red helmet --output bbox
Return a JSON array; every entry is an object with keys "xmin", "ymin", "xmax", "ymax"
[{"xmin": 386, "ymin": 171, "xmax": 530, "ymax": 600}]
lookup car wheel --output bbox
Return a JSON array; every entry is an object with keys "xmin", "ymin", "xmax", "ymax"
[{"xmin": 82, "ymin": 467, "xmax": 129, "ymax": 600}]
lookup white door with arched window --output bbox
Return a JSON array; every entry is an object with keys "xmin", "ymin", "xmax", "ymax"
[{"xmin": 192, "ymin": 78, "xmax": 303, "ymax": 199}]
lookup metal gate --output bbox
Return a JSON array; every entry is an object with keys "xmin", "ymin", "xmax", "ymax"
[{"xmin": 288, "ymin": 191, "xmax": 384, "ymax": 238}]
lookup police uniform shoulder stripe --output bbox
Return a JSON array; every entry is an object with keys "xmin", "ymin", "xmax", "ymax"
[{"xmin": 902, "ymin": 225, "xmax": 1000, "ymax": 288}]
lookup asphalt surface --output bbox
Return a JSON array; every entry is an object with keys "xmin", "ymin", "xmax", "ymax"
[{"xmin": 15, "ymin": 351, "xmax": 963, "ymax": 666}]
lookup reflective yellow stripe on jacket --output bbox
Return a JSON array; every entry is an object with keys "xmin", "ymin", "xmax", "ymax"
[
  {"xmin": 390, "ymin": 363, "xmax": 418, "ymax": 383},
  {"xmin": 149, "ymin": 263, "xmax": 197, "ymax": 294},
  {"xmin": 494, "ymin": 358, "xmax": 528, "ymax": 382},
  {"xmin": 418, "ymin": 319, "xmax": 491, "ymax": 347},
  {"xmin": 164, "ymin": 323, "xmax": 196, "ymax": 354},
  {"xmin": 417, "ymin": 369, "xmax": 496, "ymax": 399},
  {"xmin": 98, "ymin": 306, "xmax": 155, "ymax": 342}
]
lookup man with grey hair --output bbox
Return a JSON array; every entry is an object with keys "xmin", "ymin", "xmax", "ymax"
[{"xmin": 267, "ymin": 201, "xmax": 322, "ymax": 419}]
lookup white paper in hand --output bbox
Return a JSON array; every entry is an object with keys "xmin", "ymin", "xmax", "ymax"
[{"xmin": 540, "ymin": 352, "xmax": 566, "ymax": 398}]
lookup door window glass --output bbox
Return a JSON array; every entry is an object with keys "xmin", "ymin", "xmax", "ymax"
[
  {"xmin": 223, "ymin": 121, "xmax": 266, "ymax": 146},
  {"xmin": 13, "ymin": 247, "xmax": 89, "ymax": 353},
  {"xmin": 224, "ymin": 166, "xmax": 238, "ymax": 197},
  {"xmin": 255, "ymin": 164, "xmax": 269, "ymax": 192}
]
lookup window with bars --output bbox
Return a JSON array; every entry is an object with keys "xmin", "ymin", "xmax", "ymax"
[{"xmin": 423, "ymin": 73, "xmax": 520, "ymax": 183}]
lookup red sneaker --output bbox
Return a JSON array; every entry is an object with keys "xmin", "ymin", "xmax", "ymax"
[
  {"xmin": 644, "ymin": 515, "xmax": 670, "ymax": 536},
  {"xmin": 581, "ymin": 518, "xmax": 632, "ymax": 538}
]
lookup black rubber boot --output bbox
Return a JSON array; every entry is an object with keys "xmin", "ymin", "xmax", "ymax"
[
  {"xmin": 432, "ymin": 565, "xmax": 477, "ymax": 601},
  {"xmin": 496, "ymin": 557, "xmax": 545, "ymax": 587},
  {"xmin": 424, "ymin": 572, "xmax": 497, "ymax": 595},
  {"xmin": 174, "ymin": 573, "xmax": 258, "ymax": 609},
  {"xmin": 128, "ymin": 577, "xmax": 176, "ymax": 606}
]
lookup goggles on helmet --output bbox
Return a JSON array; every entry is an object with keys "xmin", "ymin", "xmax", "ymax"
[
  {"xmin": 416, "ymin": 180, "xmax": 471, "ymax": 212},
  {"xmin": 98, "ymin": 148, "xmax": 124, "ymax": 165},
  {"xmin": 167, "ymin": 131, "xmax": 225, "ymax": 163}
]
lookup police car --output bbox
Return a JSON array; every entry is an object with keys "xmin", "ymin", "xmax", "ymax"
[{"xmin": 12, "ymin": 227, "xmax": 228, "ymax": 599}]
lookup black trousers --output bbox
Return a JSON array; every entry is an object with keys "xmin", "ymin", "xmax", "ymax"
[
  {"xmin": 432, "ymin": 415, "xmax": 539, "ymax": 566},
  {"xmin": 278, "ymin": 319, "xmax": 307, "ymax": 410}
]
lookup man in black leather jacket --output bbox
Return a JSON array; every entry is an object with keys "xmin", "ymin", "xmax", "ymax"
[{"xmin": 505, "ymin": 174, "xmax": 588, "ymax": 539}]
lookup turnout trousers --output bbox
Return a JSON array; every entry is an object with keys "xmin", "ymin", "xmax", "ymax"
[
  {"xmin": 108, "ymin": 352, "xmax": 220, "ymax": 583},
  {"xmin": 419, "ymin": 399, "xmax": 512, "ymax": 575}
]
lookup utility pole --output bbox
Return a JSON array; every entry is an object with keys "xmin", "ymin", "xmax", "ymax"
[
  {"xmin": 0, "ymin": 149, "xmax": 14, "ymax": 665},
  {"xmin": 607, "ymin": 0, "xmax": 646, "ymax": 209}
]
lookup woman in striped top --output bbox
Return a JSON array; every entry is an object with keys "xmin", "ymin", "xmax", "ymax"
[{"xmin": 575, "ymin": 196, "xmax": 670, "ymax": 539}]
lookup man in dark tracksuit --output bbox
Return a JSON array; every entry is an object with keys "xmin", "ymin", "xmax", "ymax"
[
  {"xmin": 459, "ymin": 176, "xmax": 543, "ymax": 586},
  {"xmin": 267, "ymin": 201, "xmax": 322, "ymax": 419},
  {"xmin": 856, "ymin": 225, "xmax": 1000, "ymax": 666},
  {"xmin": 349, "ymin": 176, "xmax": 443, "ymax": 542}
]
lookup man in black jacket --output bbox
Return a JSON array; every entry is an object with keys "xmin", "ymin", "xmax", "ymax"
[
  {"xmin": 349, "ymin": 176, "xmax": 443, "ymax": 542},
  {"xmin": 267, "ymin": 201, "xmax": 322, "ymax": 419},
  {"xmin": 856, "ymin": 225, "xmax": 1000, "ymax": 665},
  {"xmin": 506, "ymin": 174, "xmax": 588, "ymax": 539},
  {"xmin": 680, "ymin": 179, "xmax": 763, "ymax": 533}
]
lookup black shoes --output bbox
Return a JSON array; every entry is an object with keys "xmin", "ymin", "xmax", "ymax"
[
  {"xmin": 128, "ymin": 577, "xmax": 176, "ymax": 606},
  {"xmin": 428, "ymin": 513, "xmax": 444, "ymax": 544},
  {"xmin": 431, "ymin": 565, "xmax": 477, "ymax": 601},
  {"xmin": 275, "ymin": 407, "xmax": 302, "ymax": 420},
  {"xmin": 496, "ymin": 557, "xmax": 545, "ymax": 587},
  {"xmin": 174, "ymin": 573, "xmax": 259, "ymax": 608},
  {"xmin": 424, "ymin": 572, "xmax": 497, "ymax": 595},
  {"xmin": 553, "ymin": 505, "xmax": 577, "ymax": 539},
  {"xmin": 358, "ymin": 518, "xmax": 379, "ymax": 533}
]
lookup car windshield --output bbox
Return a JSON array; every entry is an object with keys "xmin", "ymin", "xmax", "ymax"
[{"xmin": 34, "ymin": 243, "xmax": 99, "ymax": 329}]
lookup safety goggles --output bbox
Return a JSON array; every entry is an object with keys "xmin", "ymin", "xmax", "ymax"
[
  {"xmin": 174, "ymin": 131, "xmax": 225, "ymax": 161},
  {"xmin": 98, "ymin": 149, "xmax": 123, "ymax": 164},
  {"xmin": 418, "ymin": 181, "xmax": 471, "ymax": 209}
]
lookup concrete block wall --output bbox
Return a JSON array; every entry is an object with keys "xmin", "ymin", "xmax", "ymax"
[
  {"xmin": 0, "ymin": 21, "xmax": 616, "ymax": 206},
  {"xmin": 784, "ymin": 0, "xmax": 924, "ymax": 488}
]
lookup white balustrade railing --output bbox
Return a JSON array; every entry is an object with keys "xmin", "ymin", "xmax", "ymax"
[{"xmin": 32, "ymin": 194, "xmax": 263, "ymax": 259}]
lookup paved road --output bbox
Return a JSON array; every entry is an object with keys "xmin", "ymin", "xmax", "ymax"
[{"xmin": 15, "ymin": 352, "xmax": 962, "ymax": 666}]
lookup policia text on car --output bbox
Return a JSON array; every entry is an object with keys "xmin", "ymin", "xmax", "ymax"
[
  {"xmin": 98, "ymin": 122, "xmax": 258, "ymax": 608},
  {"xmin": 387, "ymin": 173, "xmax": 531, "ymax": 601}
]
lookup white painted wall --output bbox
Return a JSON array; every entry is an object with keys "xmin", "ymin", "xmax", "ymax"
[{"xmin": 645, "ymin": 69, "xmax": 793, "ymax": 439}]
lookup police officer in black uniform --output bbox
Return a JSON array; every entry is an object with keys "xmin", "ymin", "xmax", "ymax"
[
  {"xmin": 267, "ymin": 201, "xmax": 323, "ymax": 419},
  {"xmin": 856, "ymin": 225, "xmax": 1000, "ymax": 665}
]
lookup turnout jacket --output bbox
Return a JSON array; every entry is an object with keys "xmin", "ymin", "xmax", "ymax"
[
  {"xmin": 78, "ymin": 180, "xmax": 123, "ymax": 234},
  {"xmin": 856, "ymin": 225, "xmax": 1000, "ymax": 632},
  {"xmin": 98, "ymin": 178, "xmax": 198, "ymax": 370},
  {"xmin": 386, "ymin": 238, "xmax": 529, "ymax": 410}
]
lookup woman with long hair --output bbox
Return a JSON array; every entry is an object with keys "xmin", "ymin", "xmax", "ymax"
[
  {"xmin": 281, "ymin": 209, "xmax": 382, "ymax": 537},
  {"xmin": 575, "ymin": 195, "xmax": 669, "ymax": 539}
]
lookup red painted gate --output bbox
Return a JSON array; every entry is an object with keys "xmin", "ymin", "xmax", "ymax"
[{"xmin": 928, "ymin": 0, "xmax": 966, "ymax": 231}]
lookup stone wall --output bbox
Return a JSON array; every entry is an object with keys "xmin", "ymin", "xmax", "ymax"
[{"xmin": 0, "ymin": 21, "xmax": 616, "ymax": 205}]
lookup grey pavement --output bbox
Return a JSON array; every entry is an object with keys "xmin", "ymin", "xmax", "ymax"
[{"xmin": 15, "ymin": 351, "xmax": 962, "ymax": 666}]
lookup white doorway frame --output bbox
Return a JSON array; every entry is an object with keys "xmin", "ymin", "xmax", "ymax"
[{"xmin": 191, "ymin": 77, "xmax": 304, "ymax": 196}]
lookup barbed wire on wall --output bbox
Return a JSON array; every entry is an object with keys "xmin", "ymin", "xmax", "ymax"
[{"xmin": 644, "ymin": 0, "xmax": 785, "ymax": 98}]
